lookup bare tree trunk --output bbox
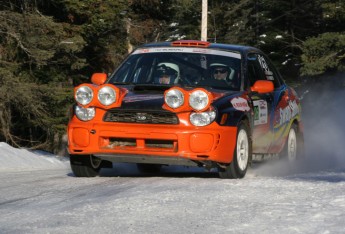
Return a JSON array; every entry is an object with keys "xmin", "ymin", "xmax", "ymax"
[
  {"xmin": 289, "ymin": 0, "xmax": 296, "ymax": 54},
  {"xmin": 125, "ymin": 18, "xmax": 133, "ymax": 53},
  {"xmin": 52, "ymin": 133, "xmax": 68, "ymax": 156},
  {"xmin": 0, "ymin": 104, "xmax": 20, "ymax": 147},
  {"xmin": 0, "ymin": 107, "xmax": 10, "ymax": 143}
]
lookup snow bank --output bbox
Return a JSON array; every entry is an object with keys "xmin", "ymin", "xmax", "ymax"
[{"xmin": 0, "ymin": 142, "xmax": 68, "ymax": 172}]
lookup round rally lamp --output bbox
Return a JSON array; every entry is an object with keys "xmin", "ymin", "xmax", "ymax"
[
  {"xmin": 190, "ymin": 110, "xmax": 216, "ymax": 126},
  {"xmin": 165, "ymin": 89, "xmax": 184, "ymax": 109},
  {"xmin": 189, "ymin": 89, "xmax": 209, "ymax": 111},
  {"xmin": 98, "ymin": 86, "xmax": 116, "ymax": 106},
  {"xmin": 75, "ymin": 86, "xmax": 93, "ymax": 106}
]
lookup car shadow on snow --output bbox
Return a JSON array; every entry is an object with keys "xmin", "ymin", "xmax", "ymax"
[{"xmin": 67, "ymin": 163, "xmax": 220, "ymax": 179}]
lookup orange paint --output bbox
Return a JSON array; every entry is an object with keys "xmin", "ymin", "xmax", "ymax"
[{"xmin": 68, "ymin": 116, "xmax": 237, "ymax": 164}]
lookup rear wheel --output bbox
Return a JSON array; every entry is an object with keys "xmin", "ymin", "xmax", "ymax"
[
  {"xmin": 70, "ymin": 155, "xmax": 102, "ymax": 177},
  {"xmin": 219, "ymin": 122, "xmax": 252, "ymax": 179},
  {"xmin": 281, "ymin": 123, "xmax": 304, "ymax": 161}
]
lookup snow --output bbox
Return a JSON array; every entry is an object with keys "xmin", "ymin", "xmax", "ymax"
[
  {"xmin": 0, "ymin": 142, "xmax": 68, "ymax": 172},
  {"xmin": 0, "ymin": 83, "xmax": 345, "ymax": 233},
  {"xmin": 0, "ymin": 143, "xmax": 344, "ymax": 233}
]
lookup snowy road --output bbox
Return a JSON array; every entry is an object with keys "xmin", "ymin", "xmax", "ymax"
[
  {"xmin": 1, "ymin": 83, "xmax": 345, "ymax": 233},
  {"xmin": 0, "ymin": 163, "xmax": 345, "ymax": 234}
]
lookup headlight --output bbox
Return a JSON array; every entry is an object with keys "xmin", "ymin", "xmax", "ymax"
[
  {"xmin": 98, "ymin": 86, "xmax": 116, "ymax": 106},
  {"xmin": 165, "ymin": 89, "xmax": 184, "ymax": 109},
  {"xmin": 189, "ymin": 90, "xmax": 209, "ymax": 111},
  {"xmin": 75, "ymin": 106, "xmax": 95, "ymax": 121},
  {"xmin": 75, "ymin": 86, "xmax": 93, "ymax": 105},
  {"xmin": 190, "ymin": 110, "xmax": 216, "ymax": 126}
]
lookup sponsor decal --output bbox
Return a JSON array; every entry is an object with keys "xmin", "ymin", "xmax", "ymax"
[
  {"xmin": 279, "ymin": 100, "xmax": 299, "ymax": 125},
  {"xmin": 231, "ymin": 97, "xmax": 250, "ymax": 111},
  {"xmin": 253, "ymin": 100, "xmax": 268, "ymax": 125},
  {"xmin": 258, "ymin": 55, "xmax": 274, "ymax": 80},
  {"xmin": 132, "ymin": 47, "xmax": 241, "ymax": 59},
  {"xmin": 193, "ymin": 49, "xmax": 208, "ymax": 53},
  {"xmin": 137, "ymin": 49, "xmax": 150, "ymax": 53}
]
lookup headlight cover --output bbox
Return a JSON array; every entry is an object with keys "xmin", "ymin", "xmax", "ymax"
[
  {"xmin": 190, "ymin": 110, "xmax": 216, "ymax": 126},
  {"xmin": 75, "ymin": 86, "xmax": 93, "ymax": 105},
  {"xmin": 189, "ymin": 90, "xmax": 209, "ymax": 111},
  {"xmin": 165, "ymin": 89, "xmax": 184, "ymax": 109},
  {"xmin": 98, "ymin": 86, "xmax": 116, "ymax": 106},
  {"xmin": 75, "ymin": 106, "xmax": 95, "ymax": 121}
]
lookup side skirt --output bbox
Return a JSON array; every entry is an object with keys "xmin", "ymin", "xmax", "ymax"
[{"xmin": 252, "ymin": 153, "xmax": 279, "ymax": 162}]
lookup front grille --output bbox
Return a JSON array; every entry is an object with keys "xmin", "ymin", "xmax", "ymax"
[{"xmin": 103, "ymin": 110, "xmax": 179, "ymax": 124}]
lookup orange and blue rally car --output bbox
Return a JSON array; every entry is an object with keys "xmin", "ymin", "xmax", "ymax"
[{"xmin": 67, "ymin": 40, "xmax": 304, "ymax": 179}]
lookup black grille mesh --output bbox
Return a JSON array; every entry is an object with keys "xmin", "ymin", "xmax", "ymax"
[{"xmin": 103, "ymin": 110, "xmax": 179, "ymax": 124}]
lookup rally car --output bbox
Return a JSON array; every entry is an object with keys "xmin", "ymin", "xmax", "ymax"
[{"xmin": 67, "ymin": 40, "xmax": 304, "ymax": 179}]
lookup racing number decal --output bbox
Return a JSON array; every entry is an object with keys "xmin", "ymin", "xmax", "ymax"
[{"xmin": 253, "ymin": 100, "xmax": 268, "ymax": 125}]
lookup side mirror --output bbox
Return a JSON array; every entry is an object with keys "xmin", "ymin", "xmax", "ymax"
[
  {"xmin": 91, "ymin": 73, "xmax": 107, "ymax": 85},
  {"xmin": 251, "ymin": 80, "xmax": 274, "ymax": 94}
]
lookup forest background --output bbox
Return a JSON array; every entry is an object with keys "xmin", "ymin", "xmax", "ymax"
[{"xmin": 0, "ymin": 0, "xmax": 344, "ymax": 154}]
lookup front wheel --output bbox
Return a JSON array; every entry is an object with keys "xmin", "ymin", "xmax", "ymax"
[
  {"xmin": 219, "ymin": 122, "xmax": 252, "ymax": 179},
  {"xmin": 70, "ymin": 155, "xmax": 102, "ymax": 177}
]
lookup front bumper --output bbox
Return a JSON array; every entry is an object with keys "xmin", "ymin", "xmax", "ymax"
[{"xmin": 67, "ymin": 118, "xmax": 237, "ymax": 165}]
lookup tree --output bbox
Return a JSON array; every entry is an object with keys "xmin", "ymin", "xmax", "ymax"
[
  {"xmin": 320, "ymin": 0, "xmax": 345, "ymax": 33},
  {"xmin": 168, "ymin": 0, "xmax": 202, "ymax": 41},
  {"xmin": 126, "ymin": 0, "xmax": 174, "ymax": 45},
  {"xmin": 0, "ymin": 10, "xmax": 80, "ymax": 150},
  {"xmin": 299, "ymin": 0, "xmax": 345, "ymax": 77},
  {"xmin": 0, "ymin": 0, "xmax": 344, "ymax": 153},
  {"xmin": 51, "ymin": 0, "xmax": 128, "ymax": 78},
  {"xmin": 301, "ymin": 32, "xmax": 345, "ymax": 76}
]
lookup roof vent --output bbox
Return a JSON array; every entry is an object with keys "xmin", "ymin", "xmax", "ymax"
[{"xmin": 171, "ymin": 40, "xmax": 210, "ymax": 48}]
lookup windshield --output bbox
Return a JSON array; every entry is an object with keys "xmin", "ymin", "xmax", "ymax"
[{"xmin": 108, "ymin": 47, "xmax": 242, "ymax": 90}]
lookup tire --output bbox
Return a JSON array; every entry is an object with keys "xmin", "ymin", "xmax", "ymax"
[
  {"xmin": 281, "ymin": 123, "xmax": 304, "ymax": 161},
  {"xmin": 70, "ymin": 155, "xmax": 101, "ymax": 177},
  {"xmin": 136, "ymin": 163, "xmax": 162, "ymax": 174},
  {"xmin": 219, "ymin": 121, "xmax": 252, "ymax": 179}
]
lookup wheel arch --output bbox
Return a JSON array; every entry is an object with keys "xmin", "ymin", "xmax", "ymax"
[
  {"xmin": 236, "ymin": 115, "xmax": 253, "ymax": 165},
  {"xmin": 220, "ymin": 109, "xmax": 253, "ymax": 144},
  {"xmin": 293, "ymin": 118, "xmax": 303, "ymax": 134},
  {"xmin": 292, "ymin": 118, "xmax": 304, "ymax": 149}
]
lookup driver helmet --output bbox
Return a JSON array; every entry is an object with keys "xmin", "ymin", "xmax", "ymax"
[
  {"xmin": 155, "ymin": 62, "xmax": 180, "ymax": 84},
  {"xmin": 210, "ymin": 63, "xmax": 230, "ymax": 80}
]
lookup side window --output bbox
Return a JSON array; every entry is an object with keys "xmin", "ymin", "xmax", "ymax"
[
  {"xmin": 247, "ymin": 53, "xmax": 281, "ymax": 88},
  {"xmin": 247, "ymin": 53, "xmax": 266, "ymax": 86},
  {"xmin": 261, "ymin": 55, "xmax": 282, "ymax": 87}
]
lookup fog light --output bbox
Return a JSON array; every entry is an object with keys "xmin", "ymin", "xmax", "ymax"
[
  {"xmin": 190, "ymin": 110, "xmax": 216, "ymax": 126},
  {"xmin": 75, "ymin": 106, "xmax": 95, "ymax": 121}
]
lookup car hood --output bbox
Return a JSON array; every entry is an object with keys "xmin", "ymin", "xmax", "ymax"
[{"xmin": 117, "ymin": 85, "xmax": 239, "ymax": 111}]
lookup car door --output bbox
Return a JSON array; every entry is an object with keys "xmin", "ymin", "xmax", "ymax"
[
  {"xmin": 247, "ymin": 53, "xmax": 277, "ymax": 153},
  {"xmin": 258, "ymin": 54, "xmax": 296, "ymax": 153}
]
